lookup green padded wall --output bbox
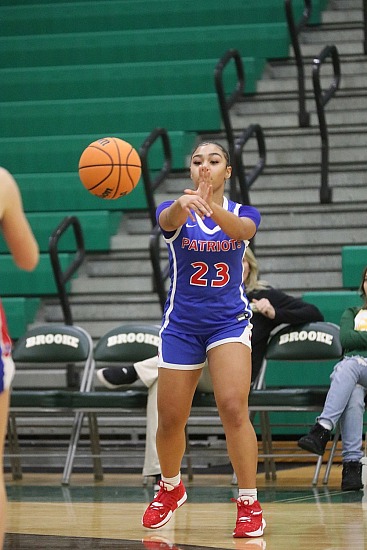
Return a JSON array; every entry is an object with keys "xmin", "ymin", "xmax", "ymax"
[
  {"xmin": 342, "ymin": 246, "xmax": 367, "ymax": 289},
  {"xmin": 303, "ymin": 291, "xmax": 363, "ymax": 325}
]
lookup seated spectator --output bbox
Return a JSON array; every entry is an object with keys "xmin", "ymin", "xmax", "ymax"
[
  {"xmin": 97, "ymin": 247, "xmax": 324, "ymax": 484},
  {"xmin": 298, "ymin": 265, "xmax": 367, "ymax": 491}
]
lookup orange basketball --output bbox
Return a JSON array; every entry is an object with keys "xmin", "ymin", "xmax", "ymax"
[{"xmin": 78, "ymin": 137, "xmax": 141, "ymax": 200}]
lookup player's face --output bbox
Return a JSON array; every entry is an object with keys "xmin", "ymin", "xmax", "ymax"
[{"xmin": 190, "ymin": 144, "xmax": 231, "ymax": 189}]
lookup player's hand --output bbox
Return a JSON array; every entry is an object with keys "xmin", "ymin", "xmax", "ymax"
[
  {"xmin": 184, "ymin": 166, "xmax": 213, "ymax": 210},
  {"xmin": 176, "ymin": 193, "xmax": 212, "ymax": 222},
  {"xmin": 251, "ymin": 298, "xmax": 276, "ymax": 319}
]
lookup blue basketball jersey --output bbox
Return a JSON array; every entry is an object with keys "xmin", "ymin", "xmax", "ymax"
[{"xmin": 157, "ymin": 196, "xmax": 261, "ymax": 333}]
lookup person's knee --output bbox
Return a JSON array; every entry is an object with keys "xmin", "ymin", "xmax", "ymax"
[
  {"xmin": 217, "ymin": 397, "xmax": 247, "ymax": 429},
  {"xmin": 158, "ymin": 410, "xmax": 187, "ymax": 434},
  {"xmin": 331, "ymin": 357, "xmax": 360, "ymax": 383}
]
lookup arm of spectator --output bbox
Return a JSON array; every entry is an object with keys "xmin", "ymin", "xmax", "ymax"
[
  {"xmin": 252, "ymin": 288, "xmax": 324, "ymax": 324},
  {"xmin": 339, "ymin": 307, "xmax": 367, "ymax": 351}
]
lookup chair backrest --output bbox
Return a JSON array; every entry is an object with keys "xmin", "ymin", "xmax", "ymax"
[
  {"xmin": 12, "ymin": 324, "xmax": 94, "ymax": 391},
  {"xmin": 265, "ymin": 321, "xmax": 342, "ymax": 362},
  {"xmin": 94, "ymin": 323, "xmax": 160, "ymax": 364}
]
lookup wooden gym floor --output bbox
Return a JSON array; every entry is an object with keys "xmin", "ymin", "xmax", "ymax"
[{"xmin": 4, "ymin": 461, "xmax": 367, "ymax": 550}]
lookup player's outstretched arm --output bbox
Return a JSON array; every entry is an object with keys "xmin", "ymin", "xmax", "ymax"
[
  {"xmin": 159, "ymin": 193, "xmax": 212, "ymax": 232},
  {"xmin": 0, "ymin": 168, "xmax": 39, "ymax": 271}
]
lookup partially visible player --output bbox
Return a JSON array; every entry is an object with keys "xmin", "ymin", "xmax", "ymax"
[
  {"xmin": 141, "ymin": 142, "xmax": 265, "ymax": 538},
  {"xmin": 0, "ymin": 168, "xmax": 39, "ymax": 548}
]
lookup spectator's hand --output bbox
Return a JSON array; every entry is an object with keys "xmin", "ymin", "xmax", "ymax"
[{"xmin": 251, "ymin": 298, "xmax": 276, "ymax": 319}]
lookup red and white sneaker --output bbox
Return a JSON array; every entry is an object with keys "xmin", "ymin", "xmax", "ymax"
[
  {"xmin": 232, "ymin": 497, "xmax": 266, "ymax": 538},
  {"xmin": 142, "ymin": 480, "xmax": 187, "ymax": 529}
]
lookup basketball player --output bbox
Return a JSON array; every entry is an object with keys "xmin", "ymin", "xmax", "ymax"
[
  {"xmin": 0, "ymin": 167, "xmax": 39, "ymax": 548},
  {"xmin": 141, "ymin": 142, "xmax": 265, "ymax": 538},
  {"xmin": 98, "ymin": 248, "xmax": 324, "ymax": 490}
]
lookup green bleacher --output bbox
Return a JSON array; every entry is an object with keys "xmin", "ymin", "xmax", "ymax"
[
  {"xmin": 0, "ymin": 0, "xmax": 328, "ymax": 338},
  {"xmin": 0, "ymin": 0, "xmax": 326, "ymax": 35},
  {"xmin": 0, "ymin": 24, "xmax": 289, "ymax": 68},
  {"xmin": 1, "ymin": 94, "xmax": 224, "ymax": 137},
  {"xmin": 0, "ymin": 254, "xmax": 73, "ymax": 297},
  {"xmin": 0, "ymin": 212, "xmax": 122, "ymax": 253},
  {"xmin": 13, "ymin": 173, "xmax": 148, "ymax": 213},
  {"xmin": 1, "ymin": 58, "xmax": 261, "ymax": 101},
  {"xmin": 0, "ymin": 133, "xmax": 195, "ymax": 171}
]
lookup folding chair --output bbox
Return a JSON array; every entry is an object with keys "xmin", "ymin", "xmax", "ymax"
[
  {"xmin": 8, "ymin": 323, "xmax": 96, "ymax": 484},
  {"xmin": 321, "ymin": 392, "xmax": 367, "ymax": 485},
  {"xmin": 94, "ymin": 323, "xmax": 159, "ymax": 366},
  {"xmin": 90, "ymin": 323, "xmax": 160, "ymax": 479},
  {"xmin": 248, "ymin": 321, "xmax": 343, "ymax": 485}
]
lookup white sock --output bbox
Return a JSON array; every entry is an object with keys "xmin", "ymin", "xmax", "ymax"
[
  {"xmin": 238, "ymin": 488, "xmax": 257, "ymax": 504},
  {"xmin": 318, "ymin": 419, "xmax": 332, "ymax": 431},
  {"xmin": 161, "ymin": 473, "xmax": 181, "ymax": 490}
]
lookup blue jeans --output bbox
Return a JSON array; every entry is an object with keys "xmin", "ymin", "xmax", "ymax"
[{"xmin": 317, "ymin": 355, "xmax": 367, "ymax": 462}]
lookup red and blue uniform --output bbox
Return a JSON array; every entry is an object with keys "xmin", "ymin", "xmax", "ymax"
[
  {"xmin": 156, "ymin": 197, "xmax": 261, "ymax": 369},
  {"xmin": 0, "ymin": 300, "xmax": 14, "ymax": 392}
]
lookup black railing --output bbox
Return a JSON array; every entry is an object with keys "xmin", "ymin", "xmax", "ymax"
[
  {"xmin": 234, "ymin": 124, "xmax": 266, "ymax": 207},
  {"xmin": 214, "ymin": 49, "xmax": 266, "ymax": 203},
  {"xmin": 139, "ymin": 127, "xmax": 173, "ymax": 305},
  {"xmin": 49, "ymin": 215, "xmax": 85, "ymax": 326},
  {"xmin": 312, "ymin": 44, "xmax": 341, "ymax": 204},
  {"xmin": 149, "ymin": 225, "xmax": 167, "ymax": 313},
  {"xmin": 364, "ymin": 0, "xmax": 367, "ymax": 54},
  {"xmin": 139, "ymin": 127, "xmax": 172, "ymax": 228},
  {"xmin": 214, "ymin": 48, "xmax": 244, "ymax": 190},
  {"xmin": 285, "ymin": 0, "xmax": 312, "ymax": 127},
  {"xmin": 49, "ymin": 215, "xmax": 86, "ymax": 388}
]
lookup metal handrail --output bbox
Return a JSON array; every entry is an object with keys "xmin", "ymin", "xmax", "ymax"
[
  {"xmin": 364, "ymin": 0, "xmax": 367, "ymax": 55},
  {"xmin": 285, "ymin": 0, "xmax": 312, "ymax": 127},
  {"xmin": 139, "ymin": 127, "xmax": 172, "ymax": 228},
  {"xmin": 149, "ymin": 225, "xmax": 167, "ymax": 313},
  {"xmin": 214, "ymin": 48, "xmax": 244, "ymax": 162},
  {"xmin": 234, "ymin": 124, "xmax": 266, "ymax": 206},
  {"xmin": 49, "ymin": 215, "xmax": 85, "ymax": 326},
  {"xmin": 49, "ymin": 215, "xmax": 86, "ymax": 388},
  {"xmin": 312, "ymin": 44, "xmax": 341, "ymax": 204},
  {"xmin": 214, "ymin": 48, "xmax": 266, "ymax": 203},
  {"xmin": 139, "ymin": 127, "xmax": 173, "ymax": 307}
]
